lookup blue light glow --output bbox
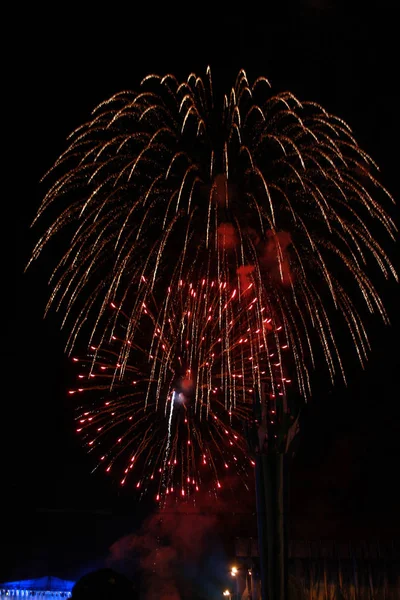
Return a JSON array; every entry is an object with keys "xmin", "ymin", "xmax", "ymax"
[{"xmin": 0, "ymin": 577, "xmax": 74, "ymax": 599}]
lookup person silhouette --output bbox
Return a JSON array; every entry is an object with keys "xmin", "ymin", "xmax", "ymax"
[{"xmin": 71, "ymin": 568, "xmax": 137, "ymax": 599}]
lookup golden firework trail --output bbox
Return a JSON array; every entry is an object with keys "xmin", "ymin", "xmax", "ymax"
[{"xmin": 29, "ymin": 68, "xmax": 396, "ymax": 498}]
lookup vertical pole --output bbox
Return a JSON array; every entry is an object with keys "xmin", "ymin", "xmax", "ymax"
[
  {"xmin": 277, "ymin": 453, "xmax": 288, "ymax": 600},
  {"xmin": 258, "ymin": 453, "xmax": 288, "ymax": 600},
  {"xmin": 255, "ymin": 455, "xmax": 267, "ymax": 600},
  {"xmin": 251, "ymin": 387, "xmax": 293, "ymax": 600}
]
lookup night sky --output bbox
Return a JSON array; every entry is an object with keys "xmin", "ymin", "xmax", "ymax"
[{"xmin": 5, "ymin": 1, "xmax": 400, "ymax": 589}]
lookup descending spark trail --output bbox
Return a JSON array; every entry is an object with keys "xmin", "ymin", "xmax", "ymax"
[
  {"xmin": 70, "ymin": 277, "xmax": 292, "ymax": 500},
  {"xmin": 30, "ymin": 68, "xmax": 396, "ymax": 497},
  {"xmin": 29, "ymin": 68, "xmax": 396, "ymax": 398}
]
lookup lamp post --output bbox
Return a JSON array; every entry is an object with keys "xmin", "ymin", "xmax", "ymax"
[
  {"xmin": 230, "ymin": 566, "xmax": 240, "ymax": 600},
  {"xmin": 247, "ymin": 568, "xmax": 254, "ymax": 600},
  {"xmin": 231, "ymin": 566, "xmax": 239, "ymax": 600}
]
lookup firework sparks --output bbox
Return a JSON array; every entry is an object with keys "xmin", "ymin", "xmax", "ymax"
[
  {"xmin": 29, "ymin": 68, "xmax": 396, "ymax": 395},
  {"xmin": 70, "ymin": 278, "xmax": 291, "ymax": 500},
  {"xmin": 30, "ymin": 68, "xmax": 396, "ymax": 497}
]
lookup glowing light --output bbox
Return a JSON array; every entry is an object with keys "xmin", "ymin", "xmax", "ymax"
[{"xmin": 29, "ymin": 68, "xmax": 396, "ymax": 501}]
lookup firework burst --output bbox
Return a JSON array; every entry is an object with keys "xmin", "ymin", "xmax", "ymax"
[
  {"xmin": 30, "ymin": 68, "xmax": 396, "ymax": 396},
  {"xmin": 30, "ymin": 68, "xmax": 396, "ymax": 497},
  {"xmin": 70, "ymin": 276, "xmax": 292, "ymax": 500}
]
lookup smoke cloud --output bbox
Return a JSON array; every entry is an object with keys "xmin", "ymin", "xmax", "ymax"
[{"xmin": 108, "ymin": 476, "xmax": 256, "ymax": 600}]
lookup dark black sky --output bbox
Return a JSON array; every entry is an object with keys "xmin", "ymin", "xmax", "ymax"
[{"xmin": 5, "ymin": 1, "xmax": 399, "ymax": 586}]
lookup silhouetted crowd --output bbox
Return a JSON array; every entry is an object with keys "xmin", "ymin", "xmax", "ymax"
[{"xmin": 71, "ymin": 569, "xmax": 137, "ymax": 600}]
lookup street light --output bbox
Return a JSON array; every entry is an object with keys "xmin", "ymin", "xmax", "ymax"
[
  {"xmin": 223, "ymin": 591, "xmax": 231, "ymax": 599},
  {"xmin": 230, "ymin": 566, "xmax": 239, "ymax": 600}
]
